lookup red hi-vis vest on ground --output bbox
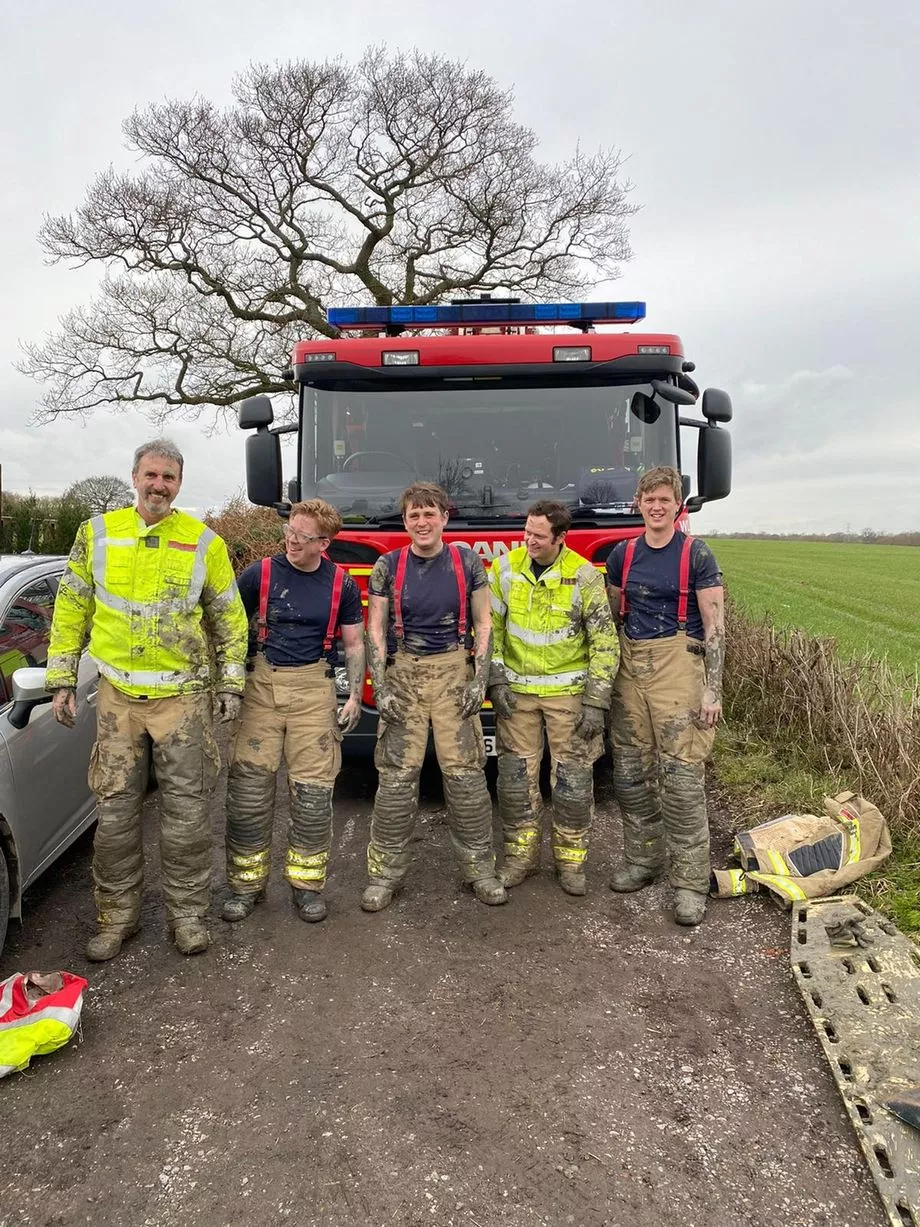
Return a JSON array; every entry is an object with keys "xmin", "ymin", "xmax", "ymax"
[
  {"xmin": 255, "ymin": 556, "xmax": 345, "ymax": 655},
  {"xmin": 619, "ymin": 534, "xmax": 694, "ymax": 629},
  {"xmin": 393, "ymin": 544, "xmax": 467, "ymax": 644},
  {"xmin": 0, "ymin": 971, "xmax": 88, "ymax": 1078}
]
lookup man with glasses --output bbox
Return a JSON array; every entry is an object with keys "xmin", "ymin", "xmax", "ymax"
[{"xmin": 222, "ymin": 500, "xmax": 365, "ymax": 925}]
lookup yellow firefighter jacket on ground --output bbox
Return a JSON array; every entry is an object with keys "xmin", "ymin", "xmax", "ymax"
[
  {"xmin": 489, "ymin": 545, "xmax": 618, "ymax": 708},
  {"xmin": 710, "ymin": 792, "xmax": 892, "ymax": 906},
  {"xmin": 46, "ymin": 507, "xmax": 248, "ymax": 699}
]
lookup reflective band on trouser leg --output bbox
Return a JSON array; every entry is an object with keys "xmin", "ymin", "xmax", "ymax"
[
  {"xmin": 225, "ymin": 761, "xmax": 278, "ymax": 893},
  {"xmin": 551, "ymin": 760, "xmax": 593, "ymax": 870},
  {"xmin": 497, "ymin": 754, "xmax": 542, "ymax": 868},
  {"xmin": 659, "ymin": 757, "xmax": 710, "ymax": 893},
  {"xmin": 152, "ymin": 695, "xmax": 219, "ymax": 923},
  {"xmin": 89, "ymin": 681, "xmax": 149, "ymax": 929},
  {"xmin": 366, "ymin": 767, "xmax": 421, "ymax": 887},
  {"xmin": 286, "ymin": 781, "xmax": 334, "ymax": 890},
  {"xmin": 442, "ymin": 771, "xmax": 497, "ymax": 882},
  {"xmin": 611, "ymin": 747, "xmax": 666, "ymax": 870}
]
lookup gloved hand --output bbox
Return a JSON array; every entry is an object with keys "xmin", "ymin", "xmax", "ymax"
[
  {"xmin": 573, "ymin": 702, "xmax": 607, "ymax": 741},
  {"xmin": 51, "ymin": 687, "xmax": 77, "ymax": 728},
  {"xmin": 459, "ymin": 674, "xmax": 487, "ymax": 720},
  {"xmin": 487, "ymin": 683, "xmax": 516, "ymax": 721},
  {"xmin": 216, "ymin": 692, "xmax": 242, "ymax": 723},
  {"xmin": 375, "ymin": 685, "xmax": 406, "ymax": 725}
]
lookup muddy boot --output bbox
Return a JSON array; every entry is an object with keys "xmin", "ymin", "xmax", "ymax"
[
  {"xmin": 609, "ymin": 863, "xmax": 662, "ymax": 893},
  {"xmin": 172, "ymin": 919, "xmax": 210, "ymax": 955},
  {"xmin": 293, "ymin": 888, "xmax": 327, "ymax": 923},
  {"xmin": 361, "ymin": 884, "xmax": 397, "ymax": 912},
  {"xmin": 471, "ymin": 877, "xmax": 508, "ymax": 906},
  {"xmin": 557, "ymin": 868, "xmax": 587, "ymax": 896},
  {"xmin": 221, "ymin": 890, "xmax": 264, "ymax": 923},
  {"xmin": 674, "ymin": 889, "xmax": 707, "ymax": 927},
  {"xmin": 499, "ymin": 858, "xmax": 538, "ymax": 888},
  {"xmin": 86, "ymin": 924, "xmax": 139, "ymax": 963}
]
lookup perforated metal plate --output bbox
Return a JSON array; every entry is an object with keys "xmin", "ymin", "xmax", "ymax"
[{"xmin": 792, "ymin": 896, "xmax": 920, "ymax": 1227}]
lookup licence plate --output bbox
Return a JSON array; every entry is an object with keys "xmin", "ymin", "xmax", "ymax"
[{"xmin": 483, "ymin": 734, "xmax": 497, "ymax": 757}]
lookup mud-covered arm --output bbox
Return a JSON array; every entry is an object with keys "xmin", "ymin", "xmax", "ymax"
[
  {"xmin": 201, "ymin": 537, "xmax": 249, "ymax": 696},
  {"xmin": 488, "ymin": 559, "xmax": 509, "ymax": 687},
  {"xmin": 606, "ymin": 582, "xmax": 623, "ymax": 630},
  {"xmin": 338, "ymin": 620, "xmax": 366, "ymax": 732},
  {"xmin": 698, "ymin": 584, "xmax": 725, "ymax": 727},
  {"xmin": 459, "ymin": 585, "xmax": 493, "ymax": 718},
  {"xmin": 365, "ymin": 558, "xmax": 405, "ymax": 723},
  {"xmin": 46, "ymin": 521, "xmax": 96, "ymax": 692},
  {"xmin": 580, "ymin": 565, "xmax": 619, "ymax": 709}
]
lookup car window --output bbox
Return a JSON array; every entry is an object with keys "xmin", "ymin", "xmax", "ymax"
[{"xmin": 0, "ymin": 578, "xmax": 55, "ymax": 704}]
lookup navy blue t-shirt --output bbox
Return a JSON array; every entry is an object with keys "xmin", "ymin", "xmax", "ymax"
[
  {"xmin": 237, "ymin": 554, "xmax": 363, "ymax": 666},
  {"xmin": 605, "ymin": 532, "xmax": 721, "ymax": 642},
  {"xmin": 368, "ymin": 545, "xmax": 488, "ymax": 657}
]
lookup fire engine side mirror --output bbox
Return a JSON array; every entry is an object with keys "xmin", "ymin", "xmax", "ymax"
[
  {"xmin": 686, "ymin": 424, "xmax": 732, "ymax": 511},
  {"xmin": 701, "ymin": 388, "xmax": 732, "ymax": 423},
  {"xmin": 245, "ymin": 431, "xmax": 283, "ymax": 507},
  {"xmin": 630, "ymin": 391, "xmax": 660, "ymax": 424},
  {"xmin": 650, "ymin": 379, "xmax": 697, "ymax": 407},
  {"xmin": 238, "ymin": 395, "xmax": 275, "ymax": 430}
]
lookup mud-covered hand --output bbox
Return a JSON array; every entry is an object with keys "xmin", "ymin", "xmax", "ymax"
[
  {"xmin": 699, "ymin": 687, "xmax": 722, "ymax": 728},
  {"xmin": 216, "ymin": 692, "xmax": 242, "ymax": 723},
  {"xmin": 459, "ymin": 674, "xmax": 487, "ymax": 720},
  {"xmin": 51, "ymin": 687, "xmax": 77, "ymax": 728},
  {"xmin": 338, "ymin": 694, "xmax": 361, "ymax": 734},
  {"xmin": 375, "ymin": 685, "xmax": 406, "ymax": 725},
  {"xmin": 573, "ymin": 701, "xmax": 607, "ymax": 741},
  {"xmin": 487, "ymin": 683, "xmax": 516, "ymax": 721}
]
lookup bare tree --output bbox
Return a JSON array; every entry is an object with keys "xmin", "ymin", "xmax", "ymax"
[
  {"xmin": 63, "ymin": 475, "xmax": 134, "ymax": 514},
  {"xmin": 20, "ymin": 49, "xmax": 636, "ymax": 426}
]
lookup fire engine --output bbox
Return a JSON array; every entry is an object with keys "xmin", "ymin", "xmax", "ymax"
[{"xmin": 237, "ymin": 298, "xmax": 732, "ymax": 753}]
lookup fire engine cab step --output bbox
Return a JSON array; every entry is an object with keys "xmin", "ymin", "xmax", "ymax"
[{"xmin": 791, "ymin": 895, "xmax": 920, "ymax": 1227}]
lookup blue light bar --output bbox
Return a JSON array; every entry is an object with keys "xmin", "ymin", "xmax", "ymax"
[{"xmin": 327, "ymin": 301, "xmax": 646, "ymax": 330}]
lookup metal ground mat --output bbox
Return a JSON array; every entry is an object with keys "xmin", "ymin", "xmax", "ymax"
[{"xmin": 792, "ymin": 895, "xmax": 920, "ymax": 1227}]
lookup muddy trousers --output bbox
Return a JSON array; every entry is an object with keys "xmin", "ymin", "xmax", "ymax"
[
  {"xmin": 225, "ymin": 657, "xmax": 342, "ymax": 895},
  {"xmin": 609, "ymin": 632, "xmax": 715, "ymax": 893},
  {"xmin": 89, "ymin": 679, "xmax": 219, "ymax": 930},
  {"xmin": 367, "ymin": 649, "xmax": 497, "ymax": 888},
  {"xmin": 496, "ymin": 693, "xmax": 603, "ymax": 876}
]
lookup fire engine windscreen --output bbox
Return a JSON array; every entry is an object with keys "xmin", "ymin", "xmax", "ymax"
[{"xmin": 306, "ymin": 384, "xmax": 678, "ymax": 520}]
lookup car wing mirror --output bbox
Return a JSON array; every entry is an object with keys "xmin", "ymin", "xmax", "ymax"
[{"xmin": 8, "ymin": 667, "xmax": 52, "ymax": 731}]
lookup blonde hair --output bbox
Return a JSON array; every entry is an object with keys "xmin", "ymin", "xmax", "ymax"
[
  {"xmin": 635, "ymin": 466, "xmax": 683, "ymax": 503},
  {"xmin": 288, "ymin": 499, "xmax": 343, "ymax": 538}
]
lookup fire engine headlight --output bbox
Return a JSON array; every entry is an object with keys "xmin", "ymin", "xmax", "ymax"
[
  {"xmin": 305, "ymin": 351, "xmax": 336, "ymax": 362},
  {"xmin": 637, "ymin": 345, "xmax": 670, "ymax": 355},
  {"xmin": 553, "ymin": 346, "xmax": 592, "ymax": 362},
  {"xmin": 382, "ymin": 350, "xmax": 420, "ymax": 366},
  {"xmin": 333, "ymin": 667, "xmax": 350, "ymax": 696}
]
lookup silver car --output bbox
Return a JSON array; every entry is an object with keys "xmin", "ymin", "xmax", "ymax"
[{"xmin": 0, "ymin": 555, "xmax": 98, "ymax": 955}]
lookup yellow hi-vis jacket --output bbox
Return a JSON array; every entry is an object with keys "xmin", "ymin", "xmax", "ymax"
[
  {"xmin": 489, "ymin": 545, "xmax": 618, "ymax": 707},
  {"xmin": 46, "ymin": 507, "xmax": 248, "ymax": 700}
]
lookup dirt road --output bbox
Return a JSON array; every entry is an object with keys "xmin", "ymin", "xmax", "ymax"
[{"xmin": 0, "ymin": 755, "xmax": 885, "ymax": 1227}]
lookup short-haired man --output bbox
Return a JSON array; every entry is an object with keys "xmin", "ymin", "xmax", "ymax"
[
  {"xmin": 222, "ymin": 500, "xmax": 365, "ymax": 925},
  {"xmin": 362, "ymin": 482, "xmax": 506, "ymax": 911},
  {"xmin": 605, "ymin": 465, "xmax": 725, "ymax": 926},
  {"xmin": 488, "ymin": 500, "xmax": 619, "ymax": 894},
  {"xmin": 47, "ymin": 440, "xmax": 249, "ymax": 959}
]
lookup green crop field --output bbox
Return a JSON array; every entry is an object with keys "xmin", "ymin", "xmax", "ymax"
[{"xmin": 706, "ymin": 539, "xmax": 920, "ymax": 677}]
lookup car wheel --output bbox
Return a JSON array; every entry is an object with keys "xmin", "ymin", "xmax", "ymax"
[{"xmin": 0, "ymin": 845, "xmax": 9, "ymax": 957}]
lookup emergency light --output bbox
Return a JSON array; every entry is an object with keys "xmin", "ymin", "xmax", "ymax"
[{"xmin": 327, "ymin": 301, "xmax": 647, "ymax": 331}]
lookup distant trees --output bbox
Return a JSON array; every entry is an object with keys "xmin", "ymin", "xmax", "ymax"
[
  {"xmin": 62, "ymin": 474, "xmax": 133, "ymax": 514},
  {"xmin": 0, "ymin": 474, "xmax": 135, "ymax": 554}
]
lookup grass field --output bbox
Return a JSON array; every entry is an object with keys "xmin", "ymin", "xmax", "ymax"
[{"xmin": 708, "ymin": 539, "xmax": 920, "ymax": 676}]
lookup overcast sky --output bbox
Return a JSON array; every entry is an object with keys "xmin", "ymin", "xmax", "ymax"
[{"xmin": 1, "ymin": 0, "xmax": 917, "ymax": 533}]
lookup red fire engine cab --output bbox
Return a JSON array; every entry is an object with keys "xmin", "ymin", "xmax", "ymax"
[{"xmin": 238, "ymin": 299, "xmax": 732, "ymax": 753}]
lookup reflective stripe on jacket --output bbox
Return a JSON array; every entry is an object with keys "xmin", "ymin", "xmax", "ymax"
[
  {"xmin": 489, "ymin": 545, "xmax": 618, "ymax": 705},
  {"xmin": 46, "ymin": 507, "xmax": 248, "ymax": 699}
]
